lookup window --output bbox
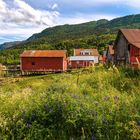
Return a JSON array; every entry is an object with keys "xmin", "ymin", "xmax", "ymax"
[
  {"xmin": 85, "ymin": 52, "xmax": 90, "ymax": 55},
  {"xmin": 81, "ymin": 50, "xmax": 92, "ymax": 56},
  {"xmin": 32, "ymin": 62, "xmax": 35, "ymax": 65}
]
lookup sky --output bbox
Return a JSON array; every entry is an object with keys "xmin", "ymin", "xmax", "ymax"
[{"xmin": 0, "ymin": 0, "xmax": 140, "ymax": 44}]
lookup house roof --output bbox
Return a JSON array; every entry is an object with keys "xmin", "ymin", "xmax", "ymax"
[
  {"xmin": 120, "ymin": 29, "xmax": 140, "ymax": 48},
  {"xmin": 74, "ymin": 48, "xmax": 99, "ymax": 56},
  {"xmin": 69, "ymin": 56, "xmax": 98, "ymax": 61},
  {"xmin": 131, "ymin": 43, "xmax": 140, "ymax": 49},
  {"xmin": 21, "ymin": 50, "xmax": 67, "ymax": 58},
  {"xmin": 108, "ymin": 45, "xmax": 114, "ymax": 55}
]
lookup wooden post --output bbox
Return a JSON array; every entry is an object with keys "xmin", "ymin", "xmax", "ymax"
[{"xmin": 136, "ymin": 57, "xmax": 140, "ymax": 70}]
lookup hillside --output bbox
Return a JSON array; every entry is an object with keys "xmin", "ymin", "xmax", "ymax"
[
  {"xmin": 0, "ymin": 14, "xmax": 140, "ymax": 64},
  {"xmin": 0, "ymin": 66, "xmax": 140, "ymax": 139},
  {"xmin": 15, "ymin": 14, "xmax": 140, "ymax": 46},
  {"xmin": 0, "ymin": 41, "xmax": 21, "ymax": 50}
]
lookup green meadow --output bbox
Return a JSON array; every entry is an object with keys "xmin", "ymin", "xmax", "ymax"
[{"xmin": 0, "ymin": 66, "xmax": 140, "ymax": 140}]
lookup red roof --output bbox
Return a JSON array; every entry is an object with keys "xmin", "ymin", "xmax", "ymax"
[
  {"xmin": 74, "ymin": 48, "xmax": 99, "ymax": 56},
  {"xmin": 21, "ymin": 50, "xmax": 67, "ymax": 58},
  {"xmin": 120, "ymin": 29, "xmax": 140, "ymax": 48},
  {"xmin": 131, "ymin": 43, "xmax": 140, "ymax": 49}
]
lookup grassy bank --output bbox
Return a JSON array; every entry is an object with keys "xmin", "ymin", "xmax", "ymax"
[{"xmin": 0, "ymin": 66, "xmax": 140, "ymax": 140}]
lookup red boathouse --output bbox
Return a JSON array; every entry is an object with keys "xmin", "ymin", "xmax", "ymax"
[{"xmin": 20, "ymin": 50, "xmax": 67, "ymax": 72}]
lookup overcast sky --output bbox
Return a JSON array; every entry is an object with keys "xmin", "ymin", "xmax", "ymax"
[{"xmin": 0, "ymin": 0, "xmax": 140, "ymax": 44}]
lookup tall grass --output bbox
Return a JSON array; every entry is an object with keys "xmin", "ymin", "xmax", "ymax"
[{"xmin": 0, "ymin": 66, "xmax": 140, "ymax": 140}]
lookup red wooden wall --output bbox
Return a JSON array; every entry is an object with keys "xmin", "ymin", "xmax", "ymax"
[
  {"xmin": 69, "ymin": 60, "xmax": 93, "ymax": 68},
  {"xmin": 21, "ymin": 57, "xmax": 67, "ymax": 72},
  {"xmin": 130, "ymin": 45, "xmax": 140, "ymax": 66}
]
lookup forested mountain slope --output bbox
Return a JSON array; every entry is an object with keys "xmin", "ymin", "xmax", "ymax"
[{"xmin": 0, "ymin": 14, "xmax": 140, "ymax": 64}]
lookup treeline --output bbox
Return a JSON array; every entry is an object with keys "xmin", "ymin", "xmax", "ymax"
[{"xmin": 0, "ymin": 34, "xmax": 116, "ymax": 64}]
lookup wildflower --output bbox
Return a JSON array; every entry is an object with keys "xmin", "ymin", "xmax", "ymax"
[
  {"xmin": 49, "ymin": 109, "xmax": 53, "ymax": 113},
  {"xmin": 114, "ymin": 96, "xmax": 119, "ymax": 103},
  {"xmin": 92, "ymin": 135, "xmax": 96, "ymax": 140},
  {"xmin": 104, "ymin": 96, "xmax": 110, "ymax": 102}
]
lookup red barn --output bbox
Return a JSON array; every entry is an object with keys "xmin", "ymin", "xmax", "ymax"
[
  {"xmin": 20, "ymin": 50, "xmax": 67, "ymax": 72},
  {"xmin": 114, "ymin": 29, "xmax": 140, "ymax": 67}
]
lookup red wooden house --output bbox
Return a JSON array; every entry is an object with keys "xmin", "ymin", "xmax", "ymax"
[
  {"xmin": 20, "ymin": 50, "xmax": 67, "ymax": 72},
  {"xmin": 69, "ymin": 48, "xmax": 99, "ymax": 68},
  {"xmin": 114, "ymin": 29, "xmax": 140, "ymax": 67}
]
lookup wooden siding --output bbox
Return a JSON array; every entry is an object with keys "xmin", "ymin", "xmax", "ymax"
[
  {"xmin": 130, "ymin": 45, "xmax": 140, "ymax": 66},
  {"xmin": 21, "ymin": 57, "xmax": 66, "ymax": 72},
  {"xmin": 114, "ymin": 33, "xmax": 130, "ymax": 65},
  {"xmin": 69, "ymin": 60, "xmax": 94, "ymax": 69}
]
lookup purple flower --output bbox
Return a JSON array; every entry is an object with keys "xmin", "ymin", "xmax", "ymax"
[
  {"xmin": 114, "ymin": 96, "xmax": 119, "ymax": 103},
  {"xmin": 92, "ymin": 135, "xmax": 96, "ymax": 140},
  {"xmin": 104, "ymin": 96, "xmax": 110, "ymax": 101}
]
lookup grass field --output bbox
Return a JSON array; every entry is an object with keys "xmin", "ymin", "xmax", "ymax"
[{"xmin": 0, "ymin": 66, "xmax": 140, "ymax": 140}]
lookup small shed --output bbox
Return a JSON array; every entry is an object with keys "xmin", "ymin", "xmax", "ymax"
[
  {"xmin": 20, "ymin": 50, "xmax": 67, "ymax": 72},
  {"xmin": 114, "ymin": 29, "xmax": 140, "ymax": 67},
  {"xmin": 69, "ymin": 48, "xmax": 99, "ymax": 68},
  {"xmin": 106, "ymin": 45, "xmax": 114, "ymax": 64}
]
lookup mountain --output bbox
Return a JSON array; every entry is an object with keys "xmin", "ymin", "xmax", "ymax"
[
  {"xmin": 0, "ymin": 41, "xmax": 21, "ymax": 50},
  {"xmin": 26, "ymin": 14, "xmax": 140, "ymax": 43},
  {"xmin": 0, "ymin": 14, "xmax": 140, "ymax": 64}
]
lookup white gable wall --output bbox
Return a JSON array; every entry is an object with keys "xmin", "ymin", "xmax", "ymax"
[{"xmin": 69, "ymin": 56, "xmax": 99, "ymax": 63}]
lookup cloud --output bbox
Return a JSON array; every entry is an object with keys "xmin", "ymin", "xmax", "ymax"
[
  {"xmin": 126, "ymin": 0, "xmax": 140, "ymax": 8},
  {"xmin": 51, "ymin": 3, "xmax": 58, "ymax": 10},
  {"xmin": 56, "ymin": 13, "xmax": 116, "ymax": 25},
  {"xmin": 1, "ymin": 0, "xmax": 139, "ymax": 44},
  {"xmin": 0, "ymin": 0, "xmax": 60, "ymax": 43},
  {"xmin": 0, "ymin": 0, "xmax": 59, "ymax": 26}
]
